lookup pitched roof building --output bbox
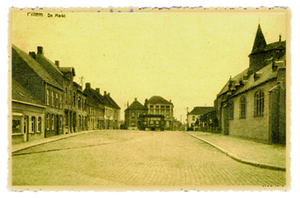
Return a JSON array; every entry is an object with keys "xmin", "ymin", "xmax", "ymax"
[
  {"xmin": 215, "ymin": 24, "xmax": 286, "ymax": 144},
  {"xmin": 187, "ymin": 106, "xmax": 214, "ymax": 129},
  {"xmin": 124, "ymin": 98, "xmax": 148, "ymax": 129}
]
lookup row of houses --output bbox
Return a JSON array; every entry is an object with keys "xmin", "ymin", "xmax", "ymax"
[
  {"xmin": 11, "ymin": 45, "xmax": 120, "ymax": 144},
  {"xmin": 188, "ymin": 24, "xmax": 286, "ymax": 145},
  {"xmin": 124, "ymin": 96, "xmax": 174, "ymax": 131}
]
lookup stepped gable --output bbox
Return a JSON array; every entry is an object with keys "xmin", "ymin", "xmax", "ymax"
[{"xmin": 12, "ymin": 44, "xmax": 63, "ymax": 90}]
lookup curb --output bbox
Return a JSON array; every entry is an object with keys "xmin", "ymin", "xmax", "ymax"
[
  {"xmin": 11, "ymin": 130, "xmax": 98, "ymax": 153},
  {"xmin": 186, "ymin": 132, "xmax": 286, "ymax": 171}
]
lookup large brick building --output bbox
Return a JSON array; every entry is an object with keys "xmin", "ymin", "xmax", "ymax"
[
  {"xmin": 214, "ymin": 24, "xmax": 286, "ymax": 144},
  {"xmin": 11, "ymin": 45, "xmax": 121, "ymax": 144},
  {"xmin": 124, "ymin": 98, "xmax": 148, "ymax": 129}
]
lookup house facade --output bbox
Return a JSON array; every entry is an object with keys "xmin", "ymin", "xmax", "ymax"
[
  {"xmin": 187, "ymin": 106, "xmax": 214, "ymax": 130},
  {"xmin": 124, "ymin": 98, "xmax": 148, "ymax": 130},
  {"xmin": 11, "ymin": 45, "xmax": 121, "ymax": 144},
  {"xmin": 215, "ymin": 24, "xmax": 286, "ymax": 144}
]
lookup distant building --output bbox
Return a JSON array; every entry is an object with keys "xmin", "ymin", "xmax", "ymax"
[
  {"xmin": 124, "ymin": 98, "xmax": 147, "ymax": 130},
  {"xmin": 144, "ymin": 96, "xmax": 174, "ymax": 130},
  {"xmin": 214, "ymin": 24, "xmax": 286, "ymax": 144},
  {"xmin": 187, "ymin": 106, "xmax": 214, "ymax": 130}
]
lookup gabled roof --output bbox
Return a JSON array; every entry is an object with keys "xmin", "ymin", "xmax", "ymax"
[
  {"xmin": 147, "ymin": 96, "xmax": 172, "ymax": 105},
  {"xmin": 126, "ymin": 100, "xmax": 147, "ymax": 110},
  {"xmin": 233, "ymin": 55, "xmax": 286, "ymax": 96},
  {"xmin": 83, "ymin": 87, "xmax": 104, "ymax": 107},
  {"xmin": 35, "ymin": 51, "xmax": 64, "ymax": 86},
  {"xmin": 103, "ymin": 94, "xmax": 121, "ymax": 109},
  {"xmin": 264, "ymin": 40, "xmax": 286, "ymax": 52},
  {"xmin": 59, "ymin": 67, "xmax": 76, "ymax": 76},
  {"xmin": 12, "ymin": 45, "xmax": 63, "ymax": 90},
  {"xmin": 188, "ymin": 106, "xmax": 214, "ymax": 116},
  {"xmin": 12, "ymin": 78, "xmax": 44, "ymax": 106}
]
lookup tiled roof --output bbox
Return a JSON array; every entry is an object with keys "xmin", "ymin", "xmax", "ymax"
[
  {"xmin": 35, "ymin": 53, "xmax": 64, "ymax": 86},
  {"xmin": 188, "ymin": 106, "xmax": 214, "ymax": 116},
  {"xmin": 147, "ymin": 96, "xmax": 172, "ymax": 105},
  {"xmin": 127, "ymin": 100, "xmax": 147, "ymax": 110},
  {"xmin": 59, "ymin": 67, "xmax": 76, "ymax": 76},
  {"xmin": 103, "ymin": 94, "xmax": 121, "ymax": 109},
  {"xmin": 12, "ymin": 78, "xmax": 44, "ymax": 106},
  {"xmin": 12, "ymin": 45, "xmax": 63, "ymax": 90},
  {"xmin": 264, "ymin": 40, "xmax": 286, "ymax": 52},
  {"xmin": 233, "ymin": 55, "xmax": 286, "ymax": 96}
]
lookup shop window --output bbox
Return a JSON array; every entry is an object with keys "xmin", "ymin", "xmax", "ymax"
[
  {"xmin": 12, "ymin": 116, "xmax": 22, "ymax": 134},
  {"xmin": 254, "ymin": 90, "xmax": 264, "ymax": 117}
]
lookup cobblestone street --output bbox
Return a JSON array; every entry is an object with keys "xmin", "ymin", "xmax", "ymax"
[{"xmin": 12, "ymin": 130, "xmax": 286, "ymax": 187}]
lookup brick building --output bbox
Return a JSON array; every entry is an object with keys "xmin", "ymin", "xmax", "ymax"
[
  {"xmin": 11, "ymin": 45, "xmax": 121, "ymax": 144},
  {"xmin": 187, "ymin": 106, "xmax": 214, "ymax": 130},
  {"xmin": 124, "ymin": 98, "xmax": 148, "ymax": 129},
  {"xmin": 214, "ymin": 24, "xmax": 286, "ymax": 144}
]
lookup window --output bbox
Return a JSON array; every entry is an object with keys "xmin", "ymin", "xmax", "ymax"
[
  {"xmin": 46, "ymin": 89, "xmax": 50, "ymax": 105},
  {"xmin": 47, "ymin": 114, "xmax": 50, "ymax": 130},
  {"xmin": 55, "ymin": 93, "xmax": 59, "ymax": 107},
  {"xmin": 192, "ymin": 116, "xmax": 195, "ymax": 121},
  {"xmin": 51, "ymin": 114, "xmax": 55, "ymax": 130},
  {"xmin": 31, "ymin": 116, "xmax": 35, "ymax": 133},
  {"xmin": 73, "ymin": 93, "xmax": 76, "ymax": 107},
  {"xmin": 59, "ymin": 95, "xmax": 63, "ymax": 108},
  {"xmin": 254, "ymin": 90, "xmax": 264, "ymax": 117},
  {"xmin": 228, "ymin": 101, "xmax": 234, "ymax": 120},
  {"xmin": 132, "ymin": 112, "xmax": 135, "ymax": 119},
  {"xmin": 240, "ymin": 96, "xmax": 246, "ymax": 119},
  {"xmin": 12, "ymin": 116, "xmax": 22, "ymax": 134},
  {"xmin": 51, "ymin": 91, "xmax": 54, "ymax": 106},
  {"xmin": 78, "ymin": 97, "xmax": 81, "ymax": 109},
  {"xmin": 38, "ymin": 117, "xmax": 42, "ymax": 132}
]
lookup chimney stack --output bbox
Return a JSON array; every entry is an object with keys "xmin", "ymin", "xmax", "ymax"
[
  {"xmin": 85, "ymin": 82, "xmax": 91, "ymax": 89},
  {"xmin": 279, "ymin": 34, "xmax": 282, "ymax": 43},
  {"xmin": 108, "ymin": 93, "xmax": 110, "ymax": 96},
  {"xmin": 127, "ymin": 101, "xmax": 129, "ymax": 108},
  {"xmin": 37, "ymin": 46, "xmax": 43, "ymax": 54},
  {"xmin": 135, "ymin": 98, "xmax": 137, "ymax": 101},
  {"xmin": 104, "ymin": 91, "xmax": 107, "ymax": 95},
  {"xmin": 29, "ymin": 51, "xmax": 36, "ymax": 59},
  {"xmin": 96, "ymin": 88, "xmax": 100, "ymax": 93},
  {"xmin": 55, "ymin": 60, "xmax": 59, "ymax": 68}
]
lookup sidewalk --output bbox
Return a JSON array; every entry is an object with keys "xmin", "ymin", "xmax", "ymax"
[
  {"xmin": 186, "ymin": 131, "xmax": 286, "ymax": 171},
  {"xmin": 11, "ymin": 130, "xmax": 97, "ymax": 153}
]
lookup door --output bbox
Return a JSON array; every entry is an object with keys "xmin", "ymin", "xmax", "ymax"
[
  {"xmin": 56, "ymin": 115, "xmax": 60, "ymax": 135},
  {"xmin": 23, "ymin": 116, "xmax": 29, "ymax": 142}
]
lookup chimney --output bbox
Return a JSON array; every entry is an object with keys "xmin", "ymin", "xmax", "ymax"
[
  {"xmin": 85, "ymin": 82, "xmax": 91, "ymax": 89},
  {"xmin": 96, "ymin": 88, "xmax": 100, "ymax": 93},
  {"xmin": 135, "ymin": 98, "xmax": 137, "ymax": 101},
  {"xmin": 29, "ymin": 51, "xmax": 36, "ymax": 59},
  {"xmin": 37, "ymin": 46, "xmax": 43, "ymax": 54},
  {"xmin": 108, "ymin": 93, "xmax": 110, "ymax": 96},
  {"xmin": 55, "ymin": 60, "xmax": 59, "ymax": 68},
  {"xmin": 127, "ymin": 101, "xmax": 129, "ymax": 108},
  {"xmin": 279, "ymin": 34, "xmax": 282, "ymax": 43},
  {"xmin": 170, "ymin": 99, "xmax": 172, "ymax": 103},
  {"xmin": 104, "ymin": 91, "xmax": 107, "ymax": 95}
]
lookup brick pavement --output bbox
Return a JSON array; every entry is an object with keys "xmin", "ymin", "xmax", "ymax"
[{"xmin": 11, "ymin": 130, "xmax": 286, "ymax": 188}]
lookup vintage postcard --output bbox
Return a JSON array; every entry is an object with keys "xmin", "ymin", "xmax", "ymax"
[{"xmin": 8, "ymin": 7, "xmax": 291, "ymax": 191}]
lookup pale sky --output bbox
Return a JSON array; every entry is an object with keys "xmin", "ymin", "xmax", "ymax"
[{"xmin": 12, "ymin": 11, "xmax": 286, "ymax": 122}]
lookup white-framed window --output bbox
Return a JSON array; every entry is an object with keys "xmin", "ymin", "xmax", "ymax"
[
  {"xmin": 55, "ymin": 93, "xmax": 59, "ymax": 108},
  {"xmin": 31, "ymin": 116, "xmax": 36, "ymax": 133},
  {"xmin": 46, "ymin": 89, "xmax": 50, "ymax": 105},
  {"xmin": 38, "ymin": 117, "xmax": 42, "ymax": 132},
  {"xmin": 12, "ymin": 115, "xmax": 22, "ymax": 134},
  {"xmin": 51, "ymin": 114, "xmax": 55, "ymax": 130},
  {"xmin": 47, "ymin": 113, "xmax": 50, "ymax": 130},
  {"xmin": 51, "ymin": 91, "xmax": 54, "ymax": 107}
]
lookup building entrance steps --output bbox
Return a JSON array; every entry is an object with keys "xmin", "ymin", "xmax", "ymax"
[
  {"xmin": 11, "ymin": 130, "xmax": 98, "ymax": 153},
  {"xmin": 186, "ymin": 132, "xmax": 286, "ymax": 171}
]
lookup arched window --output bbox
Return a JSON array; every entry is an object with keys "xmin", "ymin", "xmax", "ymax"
[
  {"xmin": 240, "ymin": 96, "xmax": 246, "ymax": 119},
  {"xmin": 254, "ymin": 90, "xmax": 264, "ymax": 117},
  {"xmin": 228, "ymin": 101, "xmax": 234, "ymax": 120}
]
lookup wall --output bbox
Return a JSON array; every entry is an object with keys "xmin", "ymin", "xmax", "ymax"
[{"xmin": 228, "ymin": 80, "xmax": 277, "ymax": 143}]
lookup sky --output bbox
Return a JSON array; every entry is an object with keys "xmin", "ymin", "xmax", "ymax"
[{"xmin": 11, "ymin": 10, "xmax": 287, "ymax": 122}]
